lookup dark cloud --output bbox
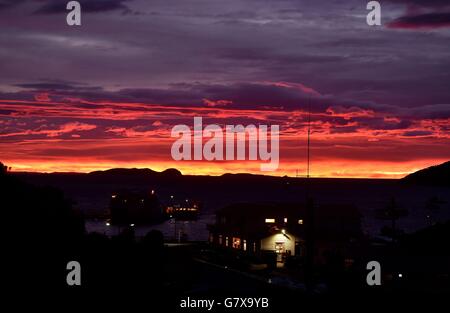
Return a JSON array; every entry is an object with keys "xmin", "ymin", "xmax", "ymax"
[
  {"xmin": 16, "ymin": 82, "xmax": 83, "ymax": 90},
  {"xmin": 10, "ymin": 80, "xmax": 372, "ymax": 113},
  {"xmin": 10, "ymin": 80, "xmax": 450, "ymax": 123},
  {"xmin": 34, "ymin": 0, "xmax": 132, "ymax": 14},
  {"xmin": 0, "ymin": 109, "xmax": 15, "ymax": 115},
  {"xmin": 386, "ymin": 0, "xmax": 450, "ymax": 29},
  {"xmin": 402, "ymin": 130, "xmax": 433, "ymax": 137},
  {"xmin": 410, "ymin": 104, "xmax": 450, "ymax": 119},
  {"xmin": 354, "ymin": 117, "xmax": 413, "ymax": 131},
  {"xmin": 0, "ymin": 0, "xmax": 25, "ymax": 10},
  {"xmin": 329, "ymin": 125, "xmax": 359, "ymax": 134},
  {"xmin": 403, "ymin": 130, "xmax": 433, "ymax": 137},
  {"xmin": 219, "ymin": 48, "xmax": 345, "ymax": 64},
  {"xmin": 15, "ymin": 82, "xmax": 102, "ymax": 92},
  {"xmin": 387, "ymin": 0, "xmax": 450, "ymax": 8},
  {"xmin": 388, "ymin": 12, "xmax": 450, "ymax": 29}
]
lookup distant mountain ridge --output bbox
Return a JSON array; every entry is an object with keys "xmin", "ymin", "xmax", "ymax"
[
  {"xmin": 402, "ymin": 161, "xmax": 450, "ymax": 186},
  {"xmin": 89, "ymin": 167, "xmax": 182, "ymax": 177},
  {"xmin": 10, "ymin": 161, "xmax": 450, "ymax": 185}
]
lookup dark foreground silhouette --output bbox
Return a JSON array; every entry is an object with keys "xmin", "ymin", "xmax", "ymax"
[{"xmin": 2, "ymin": 162, "xmax": 450, "ymax": 310}]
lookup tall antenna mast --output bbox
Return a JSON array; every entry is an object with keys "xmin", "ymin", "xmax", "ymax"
[
  {"xmin": 307, "ymin": 99, "xmax": 311, "ymax": 179},
  {"xmin": 305, "ymin": 97, "xmax": 314, "ymax": 292}
]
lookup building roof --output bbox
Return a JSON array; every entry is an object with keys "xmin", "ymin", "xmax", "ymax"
[{"xmin": 209, "ymin": 202, "xmax": 362, "ymax": 241}]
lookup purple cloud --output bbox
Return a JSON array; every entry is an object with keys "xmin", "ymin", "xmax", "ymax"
[
  {"xmin": 34, "ymin": 0, "xmax": 133, "ymax": 14},
  {"xmin": 388, "ymin": 12, "xmax": 450, "ymax": 29}
]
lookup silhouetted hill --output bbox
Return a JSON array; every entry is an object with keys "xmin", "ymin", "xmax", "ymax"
[
  {"xmin": 402, "ymin": 161, "xmax": 450, "ymax": 186},
  {"xmin": 89, "ymin": 167, "xmax": 158, "ymax": 177},
  {"xmin": 89, "ymin": 167, "xmax": 183, "ymax": 180},
  {"xmin": 161, "ymin": 168, "xmax": 182, "ymax": 177}
]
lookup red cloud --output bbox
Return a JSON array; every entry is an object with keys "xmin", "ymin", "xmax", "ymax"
[
  {"xmin": 202, "ymin": 98, "xmax": 233, "ymax": 107},
  {"xmin": 326, "ymin": 106, "xmax": 375, "ymax": 119},
  {"xmin": 34, "ymin": 92, "xmax": 51, "ymax": 102},
  {"xmin": 265, "ymin": 81, "xmax": 321, "ymax": 97},
  {"xmin": 1, "ymin": 84, "xmax": 449, "ymax": 178},
  {"xmin": 0, "ymin": 121, "xmax": 96, "ymax": 138}
]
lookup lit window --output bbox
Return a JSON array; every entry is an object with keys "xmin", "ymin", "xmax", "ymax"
[
  {"xmin": 219, "ymin": 235, "xmax": 223, "ymax": 245},
  {"xmin": 253, "ymin": 242, "xmax": 256, "ymax": 252},
  {"xmin": 298, "ymin": 219, "xmax": 304, "ymax": 225},
  {"xmin": 232, "ymin": 237, "xmax": 241, "ymax": 249},
  {"xmin": 243, "ymin": 240, "xmax": 247, "ymax": 251},
  {"xmin": 284, "ymin": 217, "xmax": 288, "ymax": 223},
  {"xmin": 225, "ymin": 236, "xmax": 229, "ymax": 247},
  {"xmin": 265, "ymin": 218, "xmax": 275, "ymax": 223}
]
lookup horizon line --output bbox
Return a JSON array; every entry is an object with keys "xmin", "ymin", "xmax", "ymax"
[{"xmin": 8, "ymin": 166, "xmax": 404, "ymax": 180}]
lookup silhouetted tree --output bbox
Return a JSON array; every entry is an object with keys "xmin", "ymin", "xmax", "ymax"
[
  {"xmin": 0, "ymin": 162, "xmax": 7, "ymax": 175},
  {"xmin": 143, "ymin": 229, "xmax": 164, "ymax": 249},
  {"xmin": 1, "ymin": 166, "xmax": 86, "ymax": 292},
  {"xmin": 137, "ymin": 230, "xmax": 165, "ymax": 290}
]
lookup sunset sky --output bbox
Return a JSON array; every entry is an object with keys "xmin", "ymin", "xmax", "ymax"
[{"xmin": 1, "ymin": 0, "xmax": 449, "ymax": 178}]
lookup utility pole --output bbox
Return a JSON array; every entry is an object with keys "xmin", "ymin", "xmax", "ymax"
[
  {"xmin": 307, "ymin": 106, "xmax": 311, "ymax": 179},
  {"xmin": 305, "ymin": 99, "xmax": 315, "ymax": 293}
]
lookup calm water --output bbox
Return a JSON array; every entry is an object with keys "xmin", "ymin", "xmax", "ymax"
[
  {"xmin": 86, "ymin": 215, "xmax": 216, "ymax": 241},
  {"xmin": 85, "ymin": 198, "xmax": 450, "ymax": 241},
  {"xmin": 17, "ymin": 173, "xmax": 450, "ymax": 241}
]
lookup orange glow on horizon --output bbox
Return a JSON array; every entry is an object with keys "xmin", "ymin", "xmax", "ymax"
[{"xmin": 4, "ymin": 158, "xmax": 446, "ymax": 179}]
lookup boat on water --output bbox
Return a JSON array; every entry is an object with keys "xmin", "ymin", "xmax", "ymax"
[
  {"xmin": 165, "ymin": 198, "xmax": 201, "ymax": 220},
  {"xmin": 109, "ymin": 189, "xmax": 167, "ymax": 226}
]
